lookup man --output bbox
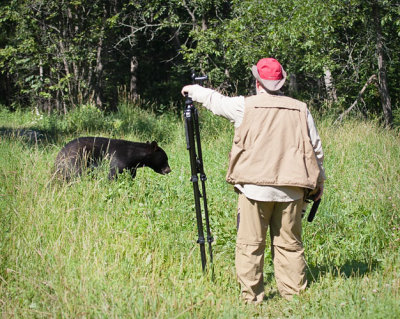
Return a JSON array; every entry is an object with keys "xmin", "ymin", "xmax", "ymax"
[{"xmin": 181, "ymin": 58, "xmax": 326, "ymax": 304}]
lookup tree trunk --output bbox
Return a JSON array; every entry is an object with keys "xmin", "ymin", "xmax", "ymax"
[
  {"xmin": 37, "ymin": 60, "xmax": 44, "ymax": 115},
  {"xmin": 288, "ymin": 73, "xmax": 298, "ymax": 96},
  {"xmin": 373, "ymin": 2, "xmax": 392, "ymax": 127},
  {"xmin": 323, "ymin": 67, "xmax": 338, "ymax": 103},
  {"xmin": 94, "ymin": 35, "xmax": 104, "ymax": 108},
  {"xmin": 130, "ymin": 56, "xmax": 138, "ymax": 100},
  {"xmin": 202, "ymin": 17, "xmax": 208, "ymax": 31},
  {"xmin": 58, "ymin": 40, "xmax": 75, "ymax": 107},
  {"xmin": 93, "ymin": 6, "xmax": 108, "ymax": 109}
]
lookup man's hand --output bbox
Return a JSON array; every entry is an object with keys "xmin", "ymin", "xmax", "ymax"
[
  {"xmin": 181, "ymin": 85, "xmax": 194, "ymax": 96},
  {"xmin": 312, "ymin": 183, "xmax": 324, "ymax": 201}
]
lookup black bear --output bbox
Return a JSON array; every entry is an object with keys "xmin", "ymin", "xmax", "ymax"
[{"xmin": 54, "ymin": 137, "xmax": 171, "ymax": 180}]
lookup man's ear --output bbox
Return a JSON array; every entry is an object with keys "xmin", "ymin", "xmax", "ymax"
[{"xmin": 150, "ymin": 141, "xmax": 158, "ymax": 150}]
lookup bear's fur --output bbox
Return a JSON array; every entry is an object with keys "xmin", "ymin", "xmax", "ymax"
[{"xmin": 54, "ymin": 137, "xmax": 171, "ymax": 180}]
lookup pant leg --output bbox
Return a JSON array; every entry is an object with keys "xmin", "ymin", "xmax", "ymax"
[
  {"xmin": 235, "ymin": 193, "xmax": 273, "ymax": 303},
  {"xmin": 269, "ymin": 198, "xmax": 307, "ymax": 299}
]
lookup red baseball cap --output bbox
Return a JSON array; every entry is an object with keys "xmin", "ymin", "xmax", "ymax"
[{"xmin": 251, "ymin": 58, "xmax": 287, "ymax": 91}]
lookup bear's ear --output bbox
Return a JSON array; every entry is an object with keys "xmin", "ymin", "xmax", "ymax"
[{"xmin": 150, "ymin": 141, "xmax": 158, "ymax": 150}]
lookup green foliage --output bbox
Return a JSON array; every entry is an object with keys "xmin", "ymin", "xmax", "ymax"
[
  {"xmin": 0, "ymin": 108, "xmax": 399, "ymax": 318},
  {"xmin": 1, "ymin": 1, "xmax": 400, "ymax": 123},
  {"xmin": 181, "ymin": 0, "xmax": 400, "ymax": 121},
  {"xmin": 392, "ymin": 107, "xmax": 400, "ymax": 129}
]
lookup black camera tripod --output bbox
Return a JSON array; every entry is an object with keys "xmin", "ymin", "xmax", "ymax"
[{"xmin": 183, "ymin": 74, "xmax": 214, "ymax": 276}]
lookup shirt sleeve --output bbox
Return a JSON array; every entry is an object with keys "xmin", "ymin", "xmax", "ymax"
[
  {"xmin": 187, "ymin": 84, "xmax": 245, "ymax": 128},
  {"xmin": 306, "ymin": 109, "xmax": 326, "ymax": 183}
]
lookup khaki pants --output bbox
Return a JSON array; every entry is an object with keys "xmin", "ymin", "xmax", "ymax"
[{"xmin": 235, "ymin": 193, "xmax": 307, "ymax": 303}]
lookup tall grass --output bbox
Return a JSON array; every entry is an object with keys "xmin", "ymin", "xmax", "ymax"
[{"xmin": 0, "ymin": 105, "xmax": 399, "ymax": 318}]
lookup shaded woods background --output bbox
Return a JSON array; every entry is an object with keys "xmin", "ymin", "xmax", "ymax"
[{"xmin": 0, "ymin": 0, "xmax": 399, "ymax": 126}]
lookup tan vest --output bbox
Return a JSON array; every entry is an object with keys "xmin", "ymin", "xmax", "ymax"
[{"xmin": 226, "ymin": 94, "xmax": 321, "ymax": 189}]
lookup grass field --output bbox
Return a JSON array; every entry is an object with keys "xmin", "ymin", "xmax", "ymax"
[{"xmin": 0, "ymin": 104, "xmax": 399, "ymax": 318}]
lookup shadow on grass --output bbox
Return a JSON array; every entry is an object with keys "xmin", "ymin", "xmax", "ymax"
[
  {"xmin": 0, "ymin": 127, "xmax": 57, "ymax": 146},
  {"xmin": 307, "ymin": 259, "xmax": 379, "ymax": 283}
]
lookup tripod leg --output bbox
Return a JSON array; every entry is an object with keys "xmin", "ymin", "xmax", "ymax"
[
  {"xmin": 184, "ymin": 106, "xmax": 207, "ymax": 272},
  {"xmin": 200, "ymin": 180, "xmax": 214, "ymax": 278},
  {"xmin": 193, "ymin": 109, "xmax": 214, "ymax": 278}
]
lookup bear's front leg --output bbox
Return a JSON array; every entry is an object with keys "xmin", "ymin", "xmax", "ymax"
[
  {"xmin": 130, "ymin": 168, "xmax": 137, "ymax": 179},
  {"xmin": 108, "ymin": 162, "xmax": 124, "ymax": 180},
  {"xmin": 108, "ymin": 166, "xmax": 118, "ymax": 180}
]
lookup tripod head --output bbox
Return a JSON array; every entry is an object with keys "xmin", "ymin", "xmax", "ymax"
[{"xmin": 191, "ymin": 72, "xmax": 208, "ymax": 85}]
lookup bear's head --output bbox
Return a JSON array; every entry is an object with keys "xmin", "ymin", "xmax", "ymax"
[{"xmin": 145, "ymin": 141, "xmax": 171, "ymax": 175}]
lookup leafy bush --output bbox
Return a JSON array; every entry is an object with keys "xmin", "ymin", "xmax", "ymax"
[
  {"xmin": 393, "ymin": 107, "xmax": 400, "ymax": 130},
  {"xmin": 64, "ymin": 104, "xmax": 106, "ymax": 132}
]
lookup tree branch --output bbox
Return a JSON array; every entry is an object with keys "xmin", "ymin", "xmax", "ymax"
[
  {"xmin": 334, "ymin": 74, "xmax": 377, "ymax": 125},
  {"xmin": 182, "ymin": 0, "xmax": 196, "ymax": 25}
]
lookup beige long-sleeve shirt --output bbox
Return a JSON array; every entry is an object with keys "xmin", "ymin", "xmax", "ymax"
[{"xmin": 186, "ymin": 85, "xmax": 325, "ymax": 202}]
